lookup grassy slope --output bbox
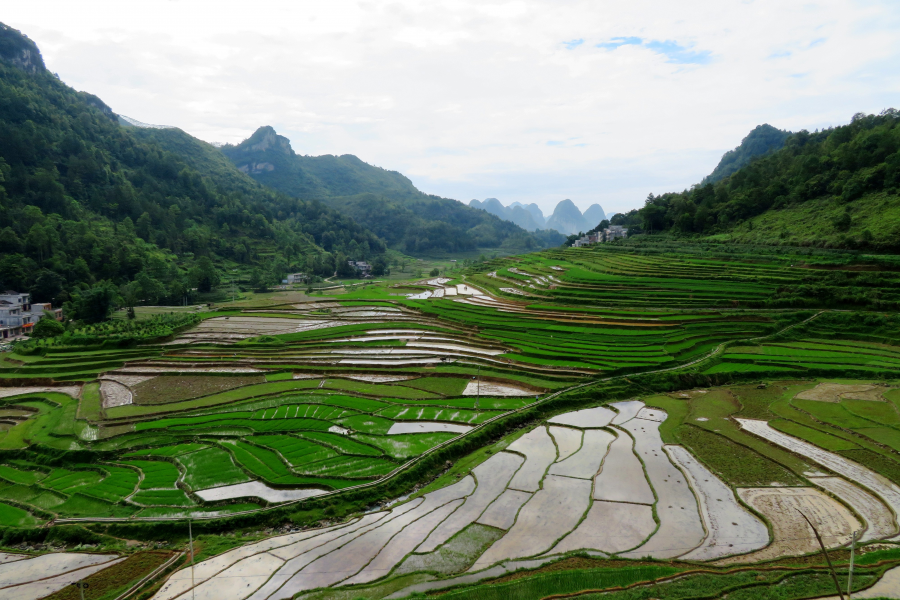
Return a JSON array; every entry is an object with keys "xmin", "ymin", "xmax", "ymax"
[{"xmin": 711, "ymin": 192, "xmax": 900, "ymax": 248}]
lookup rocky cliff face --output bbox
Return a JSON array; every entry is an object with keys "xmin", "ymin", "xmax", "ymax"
[
  {"xmin": 246, "ymin": 127, "xmax": 294, "ymax": 154},
  {"xmin": 0, "ymin": 23, "xmax": 46, "ymax": 74}
]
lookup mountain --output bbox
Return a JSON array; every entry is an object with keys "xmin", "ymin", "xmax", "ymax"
[
  {"xmin": 221, "ymin": 126, "xmax": 418, "ymax": 200},
  {"xmin": 469, "ymin": 199, "xmax": 605, "ymax": 234},
  {"xmin": 544, "ymin": 200, "xmax": 606, "ymax": 235},
  {"xmin": 620, "ymin": 110, "xmax": 900, "ymax": 250},
  {"xmin": 222, "ymin": 128, "xmax": 559, "ymax": 254},
  {"xmin": 545, "ymin": 199, "xmax": 586, "ymax": 234},
  {"xmin": 701, "ymin": 124, "xmax": 792, "ymax": 185},
  {"xmin": 469, "ymin": 198, "xmax": 544, "ymax": 231},
  {"xmin": 0, "ymin": 23, "xmax": 44, "ymax": 74},
  {"xmin": 0, "ymin": 22, "xmax": 386, "ymax": 307},
  {"xmin": 582, "ymin": 204, "xmax": 607, "ymax": 228}
]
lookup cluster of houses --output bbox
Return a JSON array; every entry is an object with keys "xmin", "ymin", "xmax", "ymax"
[
  {"xmin": 284, "ymin": 261, "xmax": 373, "ymax": 286},
  {"xmin": 0, "ymin": 292, "xmax": 63, "ymax": 340},
  {"xmin": 348, "ymin": 260, "xmax": 372, "ymax": 277},
  {"xmin": 285, "ymin": 273, "xmax": 309, "ymax": 284},
  {"xmin": 572, "ymin": 225, "xmax": 627, "ymax": 247}
]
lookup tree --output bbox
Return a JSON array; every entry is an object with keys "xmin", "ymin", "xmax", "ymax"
[
  {"xmin": 0, "ymin": 227, "xmax": 23, "ymax": 253},
  {"xmin": 136, "ymin": 212, "xmax": 152, "ymax": 241},
  {"xmin": 30, "ymin": 269, "xmax": 65, "ymax": 303},
  {"xmin": 25, "ymin": 223, "xmax": 50, "ymax": 262},
  {"xmin": 191, "ymin": 256, "xmax": 220, "ymax": 293},
  {"xmin": 429, "ymin": 268, "xmax": 440, "ymax": 277},
  {"xmin": 31, "ymin": 316, "xmax": 65, "ymax": 338},
  {"xmin": 336, "ymin": 254, "xmax": 357, "ymax": 278},
  {"xmin": 66, "ymin": 282, "xmax": 119, "ymax": 324},
  {"xmin": 249, "ymin": 268, "xmax": 271, "ymax": 292},
  {"xmin": 833, "ymin": 209, "xmax": 852, "ymax": 232}
]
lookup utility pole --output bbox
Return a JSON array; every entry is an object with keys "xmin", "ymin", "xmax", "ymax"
[
  {"xmin": 797, "ymin": 510, "xmax": 845, "ymax": 600},
  {"xmin": 71, "ymin": 581, "xmax": 88, "ymax": 600},
  {"xmin": 476, "ymin": 364, "xmax": 481, "ymax": 410},
  {"xmin": 848, "ymin": 529, "xmax": 859, "ymax": 598},
  {"xmin": 189, "ymin": 518, "xmax": 196, "ymax": 600}
]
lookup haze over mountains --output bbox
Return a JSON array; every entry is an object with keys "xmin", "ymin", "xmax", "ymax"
[
  {"xmin": 1, "ymin": 15, "xmax": 896, "ymax": 315},
  {"xmin": 219, "ymin": 126, "xmax": 565, "ymax": 253},
  {"xmin": 469, "ymin": 198, "xmax": 610, "ymax": 235}
]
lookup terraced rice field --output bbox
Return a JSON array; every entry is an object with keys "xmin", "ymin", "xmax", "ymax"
[
  {"xmin": 4, "ymin": 243, "xmax": 900, "ymax": 599},
  {"xmin": 146, "ymin": 389, "xmax": 900, "ymax": 599}
]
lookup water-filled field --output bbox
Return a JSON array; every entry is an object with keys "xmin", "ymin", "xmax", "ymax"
[{"xmin": 3, "ymin": 241, "xmax": 900, "ymax": 599}]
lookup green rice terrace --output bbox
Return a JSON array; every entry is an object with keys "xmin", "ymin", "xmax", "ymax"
[{"xmin": 2, "ymin": 241, "xmax": 900, "ymax": 599}]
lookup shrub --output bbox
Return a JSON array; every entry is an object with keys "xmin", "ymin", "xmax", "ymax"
[{"xmin": 31, "ymin": 316, "xmax": 65, "ymax": 338}]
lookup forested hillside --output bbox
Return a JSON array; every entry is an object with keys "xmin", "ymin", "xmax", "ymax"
[
  {"xmin": 222, "ymin": 127, "xmax": 560, "ymax": 253},
  {"xmin": 614, "ymin": 110, "xmax": 900, "ymax": 250},
  {"xmin": 0, "ymin": 23, "xmax": 385, "ymax": 310},
  {"xmin": 701, "ymin": 123, "xmax": 792, "ymax": 185}
]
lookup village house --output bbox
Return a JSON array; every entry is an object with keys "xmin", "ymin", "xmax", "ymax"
[
  {"xmin": 285, "ymin": 272, "xmax": 308, "ymax": 284},
  {"xmin": 603, "ymin": 225, "xmax": 627, "ymax": 241},
  {"xmin": 0, "ymin": 292, "xmax": 63, "ymax": 339},
  {"xmin": 572, "ymin": 225, "xmax": 628, "ymax": 247},
  {"xmin": 348, "ymin": 261, "xmax": 372, "ymax": 277}
]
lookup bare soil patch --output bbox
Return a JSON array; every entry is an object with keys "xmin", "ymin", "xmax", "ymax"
[
  {"xmin": 796, "ymin": 383, "xmax": 883, "ymax": 402},
  {"xmin": 0, "ymin": 386, "xmax": 81, "ymax": 399},
  {"xmin": 131, "ymin": 375, "xmax": 265, "ymax": 405},
  {"xmin": 100, "ymin": 380, "xmax": 133, "ymax": 408},
  {"xmin": 718, "ymin": 487, "xmax": 861, "ymax": 564}
]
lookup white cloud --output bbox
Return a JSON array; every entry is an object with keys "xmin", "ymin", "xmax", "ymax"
[{"xmin": 6, "ymin": 0, "xmax": 900, "ymax": 215}]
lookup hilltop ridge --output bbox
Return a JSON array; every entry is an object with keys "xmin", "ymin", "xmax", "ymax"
[
  {"xmin": 0, "ymin": 22, "xmax": 385, "ymax": 305},
  {"xmin": 469, "ymin": 198, "xmax": 606, "ymax": 235},
  {"xmin": 221, "ymin": 126, "xmax": 562, "ymax": 253},
  {"xmin": 614, "ymin": 110, "xmax": 900, "ymax": 251}
]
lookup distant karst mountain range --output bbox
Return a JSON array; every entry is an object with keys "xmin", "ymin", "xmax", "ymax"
[
  {"xmin": 469, "ymin": 198, "xmax": 610, "ymax": 235},
  {"xmin": 220, "ymin": 126, "xmax": 565, "ymax": 253}
]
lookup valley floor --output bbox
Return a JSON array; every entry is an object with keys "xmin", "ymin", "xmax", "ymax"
[{"xmin": 2, "ymin": 240, "xmax": 900, "ymax": 600}]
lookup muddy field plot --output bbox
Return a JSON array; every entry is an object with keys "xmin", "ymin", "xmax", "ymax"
[
  {"xmin": 472, "ymin": 475, "xmax": 592, "ymax": 569},
  {"xmin": 42, "ymin": 551, "xmax": 174, "ymax": 600},
  {"xmin": 809, "ymin": 476, "xmax": 898, "ymax": 542},
  {"xmin": 0, "ymin": 552, "xmax": 123, "ymax": 600},
  {"xmin": 505, "ymin": 427, "xmax": 558, "ymax": 492},
  {"xmin": 737, "ymin": 418, "xmax": 900, "ymax": 519},
  {"xmin": 666, "ymin": 445, "xmax": 769, "ymax": 561},
  {"xmin": 722, "ymin": 487, "xmax": 861, "ymax": 564},
  {"xmin": 131, "ymin": 375, "xmax": 266, "ymax": 405},
  {"xmin": 549, "ymin": 429, "xmax": 614, "ymax": 479},
  {"xmin": 548, "ymin": 406, "xmax": 616, "ymax": 428},
  {"xmin": 551, "ymin": 500, "xmax": 656, "ymax": 555},
  {"xmin": 462, "ymin": 381, "xmax": 534, "ymax": 396},
  {"xmin": 99, "ymin": 379, "xmax": 135, "ymax": 408},
  {"xmin": 418, "ymin": 452, "xmax": 523, "ymax": 553},
  {"xmin": 619, "ymin": 418, "xmax": 706, "ymax": 559},
  {"xmin": 0, "ymin": 386, "xmax": 82, "ymax": 399},
  {"xmin": 593, "ymin": 431, "xmax": 655, "ymax": 505},
  {"xmin": 796, "ymin": 382, "xmax": 886, "ymax": 402}
]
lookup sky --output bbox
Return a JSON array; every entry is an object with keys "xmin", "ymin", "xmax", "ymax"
[{"xmin": 6, "ymin": 0, "xmax": 900, "ymax": 216}]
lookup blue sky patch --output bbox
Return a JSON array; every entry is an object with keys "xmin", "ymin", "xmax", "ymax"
[
  {"xmin": 644, "ymin": 40, "xmax": 712, "ymax": 64},
  {"xmin": 596, "ymin": 37, "xmax": 711, "ymax": 65},
  {"xmin": 564, "ymin": 38, "xmax": 584, "ymax": 50},
  {"xmin": 596, "ymin": 36, "xmax": 642, "ymax": 50}
]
